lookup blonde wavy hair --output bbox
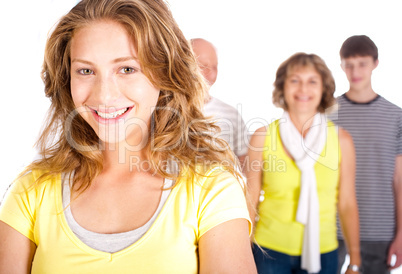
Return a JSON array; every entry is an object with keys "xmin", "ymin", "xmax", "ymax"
[
  {"xmin": 272, "ymin": 52, "xmax": 336, "ymax": 113},
  {"xmin": 24, "ymin": 0, "xmax": 240, "ymax": 193}
]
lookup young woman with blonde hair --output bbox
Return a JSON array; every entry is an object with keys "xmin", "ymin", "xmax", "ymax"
[{"xmin": 0, "ymin": 0, "xmax": 256, "ymax": 273}]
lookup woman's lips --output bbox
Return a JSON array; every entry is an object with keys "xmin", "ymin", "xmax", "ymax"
[
  {"xmin": 95, "ymin": 107, "xmax": 129, "ymax": 119},
  {"xmin": 87, "ymin": 106, "xmax": 133, "ymax": 123},
  {"xmin": 295, "ymin": 96, "xmax": 311, "ymax": 102}
]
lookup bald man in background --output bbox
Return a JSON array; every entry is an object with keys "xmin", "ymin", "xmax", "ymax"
[{"xmin": 191, "ymin": 38, "xmax": 248, "ymax": 166}]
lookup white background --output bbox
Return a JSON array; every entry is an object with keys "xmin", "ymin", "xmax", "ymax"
[{"xmin": 1, "ymin": 1, "xmax": 401, "ymax": 271}]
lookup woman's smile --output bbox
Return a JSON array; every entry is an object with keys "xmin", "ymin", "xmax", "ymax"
[{"xmin": 87, "ymin": 106, "xmax": 133, "ymax": 123}]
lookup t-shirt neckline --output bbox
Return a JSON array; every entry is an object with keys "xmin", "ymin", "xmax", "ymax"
[{"xmin": 343, "ymin": 93, "xmax": 381, "ymax": 105}]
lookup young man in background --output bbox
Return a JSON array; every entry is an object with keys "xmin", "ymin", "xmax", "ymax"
[{"xmin": 333, "ymin": 35, "xmax": 402, "ymax": 274}]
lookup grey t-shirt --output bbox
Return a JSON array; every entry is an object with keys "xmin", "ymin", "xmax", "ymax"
[
  {"xmin": 204, "ymin": 96, "xmax": 248, "ymax": 157},
  {"xmin": 329, "ymin": 94, "xmax": 402, "ymax": 241}
]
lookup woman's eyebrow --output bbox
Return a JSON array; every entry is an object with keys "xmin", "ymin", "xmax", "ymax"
[{"xmin": 71, "ymin": 56, "xmax": 139, "ymax": 65}]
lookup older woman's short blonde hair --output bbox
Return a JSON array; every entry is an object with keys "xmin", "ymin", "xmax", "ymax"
[{"xmin": 272, "ymin": 52, "xmax": 336, "ymax": 113}]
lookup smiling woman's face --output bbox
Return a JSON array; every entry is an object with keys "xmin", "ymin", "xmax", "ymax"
[
  {"xmin": 70, "ymin": 20, "xmax": 160, "ymax": 146},
  {"xmin": 284, "ymin": 66, "xmax": 323, "ymax": 117}
]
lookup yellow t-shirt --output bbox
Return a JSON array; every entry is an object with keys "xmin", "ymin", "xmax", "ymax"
[
  {"xmin": 0, "ymin": 167, "xmax": 251, "ymax": 273},
  {"xmin": 254, "ymin": 119, "xmax": 340, "ymax": 255}
]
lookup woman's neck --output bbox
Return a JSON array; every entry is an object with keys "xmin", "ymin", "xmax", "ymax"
[
  {"xmin": 101, "ymin": 142, "xmax": 150, "ymax": 175},
  {"xmin": 288, "ymin": 111, "xmax": 316, "ymax": 138}
]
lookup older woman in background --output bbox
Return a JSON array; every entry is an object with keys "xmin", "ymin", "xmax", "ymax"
[{"xmin": 246, "ymin": 53, "xmax": 360, "ymax": 274}]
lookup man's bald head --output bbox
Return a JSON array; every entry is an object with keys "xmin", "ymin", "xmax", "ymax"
[{"xmin": 191, "ymin": 38, "xmax": 218, "ymax": 87}]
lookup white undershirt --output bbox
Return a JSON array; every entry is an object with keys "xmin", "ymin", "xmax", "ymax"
[{"xmin": 62, "ymin": 175, "xmax": 173, "ymax": 253}]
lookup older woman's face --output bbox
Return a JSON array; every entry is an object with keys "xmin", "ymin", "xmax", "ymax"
[
  {"xmin": 283, "ymin": 66, "xmax": 323, "ymax": 117},
  {"xmin": 70, "ymin": 20, "xmax": 160, "ymax": 146}
]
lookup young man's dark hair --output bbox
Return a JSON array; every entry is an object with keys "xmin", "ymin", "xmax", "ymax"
[{"xmin": 340, "ymin": 35, "xmax": 378, "ymax": 61}]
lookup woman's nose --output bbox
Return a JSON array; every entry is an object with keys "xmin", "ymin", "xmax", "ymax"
[{"xmin": 93, "ymin": 75, "xmax": 120, "ymax": 104}]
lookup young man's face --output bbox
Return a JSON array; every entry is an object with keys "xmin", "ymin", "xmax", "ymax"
[{"xmin": 341, "ymin": 56, "xmax": 378, "ymax": 91}]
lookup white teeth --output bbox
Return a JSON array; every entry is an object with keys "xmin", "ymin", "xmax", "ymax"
[
  {"xmin": 297, "ymin": 96, "xmax": 310, "ymax": 101},
  {"xmin": 96, "ymin": 108, "xmax": 129, "ymax": 119}
]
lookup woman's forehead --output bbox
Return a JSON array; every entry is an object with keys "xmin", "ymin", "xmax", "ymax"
[{"xmin": 287, "ymin": 64, "xmax": 318, "ymax": 75}]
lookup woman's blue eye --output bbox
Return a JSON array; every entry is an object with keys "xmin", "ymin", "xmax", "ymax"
[{"xmin": 79, "ymin": 69, "xmax": 93, "ymax": 75}]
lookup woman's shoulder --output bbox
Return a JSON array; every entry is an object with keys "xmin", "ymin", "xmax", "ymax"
[
  {"xmin": 249, "ymin": 126, "xmax": 269, "ymax": 149},
  {"xmin": 249, "ymin": 120, "xmax": 283, "ymax": 150},
  {"xmin": 336, "ymin": 127, "xmax": 354, "ymax": 153},
  {"xmin": 179, "ymin": 164, "xmax": 244, "ymax": 192},
  {"xmin": 252, "ymin": 119, "xmax": 283, "ymax": 136},
  {"xmin": 324, "ymin": 118, "xmax": 353, "ymax": 146},
  {"xmin": 335, "ymin": 126, "xmax": 352, "ymax": 142},
  {"xmin": 254, "ymin": 126, "xmax": 269, "ymax": 134},
  {"xmin": 195, "ymin": 164, "xmax": 239, "ymax": 181},
  {"xmin": 8, "ymin": 169, "xmax": 60, "ymax": 195}
]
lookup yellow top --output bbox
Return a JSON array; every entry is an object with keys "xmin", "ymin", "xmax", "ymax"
[
  {"xmin": 0, "ymin": 167, "xmax": 250, "ymax": 273},
  {"xmin": 254, "ymin": 119, "xmax": 340, "ymax": 255}
]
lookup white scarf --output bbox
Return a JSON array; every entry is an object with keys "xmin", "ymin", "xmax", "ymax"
[{"xmin": 279, "ymin": 111, "xmax": 327, "ymax": 273}]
